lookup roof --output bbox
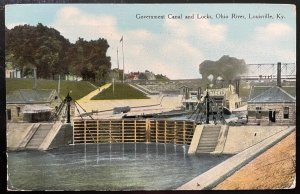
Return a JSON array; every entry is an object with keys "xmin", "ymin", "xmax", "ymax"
[
  {"xmin": 248, "ymin": 86, "xmax": 296, "ymax": 101},
  {"xmin": 22, "ymin": 104, "xmax": 54, "ymax": 113},
  {"xmin": 248, "ymin": 86, "xmax": 295, "ymax": 103},
  {"xmin": 6, "ymin": 89, "xmax": 57, "ymax": 104}
]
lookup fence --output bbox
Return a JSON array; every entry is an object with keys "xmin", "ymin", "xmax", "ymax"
[{"xmin": 73, "ymin": 119, "xmax": 196, "ymax": 145}]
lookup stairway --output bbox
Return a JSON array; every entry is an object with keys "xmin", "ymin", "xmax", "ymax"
[
  {"xmin": 196, "ymin": 125, "xmax": 221, "ymax": 153},
  {"xmin": 26, "ymin": 124, "xmax": 53, "ymax": 149}
]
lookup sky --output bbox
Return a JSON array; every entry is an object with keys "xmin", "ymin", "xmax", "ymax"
[{"xmin": 5, "ymin": 4, "xmax": 296, "ymax": 79}]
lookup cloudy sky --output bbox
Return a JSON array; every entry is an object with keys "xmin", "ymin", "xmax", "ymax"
[{"xmin": 5, "ymin": 4, "xmax": 296, "ymax": 79}]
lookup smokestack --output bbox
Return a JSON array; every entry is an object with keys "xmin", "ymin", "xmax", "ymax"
[
  {"xmin": 235, "ymin": 79, "xmax": 240, "ymax": 96},
  {"xmin": 277, "ymin": 62, "xmax": 281, "ymax": 87},
  {"xmin": 197, "ymin": 87, "xmax": 202, "ymax": 100},
  {"xmin": 185, "ymin": 87, "xmax": 190, "ymax": 99}
]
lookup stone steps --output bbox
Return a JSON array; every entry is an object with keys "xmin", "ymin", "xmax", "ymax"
[
  {"xmin": 196, "ymin": 126, "xmax": 221, "ymax": 153},
  {"xmin": 26, "ymin": 124, "xmax": 53, "ymax": 149}
]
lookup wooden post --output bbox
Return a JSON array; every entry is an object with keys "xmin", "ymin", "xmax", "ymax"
[
  {"xmin": 72, "ymin": 121, "xmax": 75, "ymax": 144},
  {"xmin": 156, "ymin": 120, "xmax": 158, "ymax": 143},
  {"xmin": 109, "ymin": 120, "xmax": 112, "ymax": 143},
  {"xmin": 164, "ymin": 120, "xmax": 167, "ymax": 144},
  {"xmin": 183, "ymin": 121, "xmax": 186, "ymax": 145},
  {"xmin": 145, "ymin": 119, "xmax": 148, "ymax": 143},
  {"xmin": 134, "ymin": 120, "xmax": 137, "ymax": 143},
  {"xmin": 97, "ymin": 120, "xmax": 99, "ymax": 143},
  {"xmin": 174, "ymin": 121, "xmax": 177, "ymax": 144},
  {"xmin": 122, "ymin": 120, "xmax": 124, "ymax": 143},
  {"xmin": 84, "ymin": 120, "xmax": 86, "ymax": 144}
]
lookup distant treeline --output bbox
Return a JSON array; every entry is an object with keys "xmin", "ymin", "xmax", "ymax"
[{"xmin": 5, "ymin": 23, "xmax": 111, "ymax": 82}]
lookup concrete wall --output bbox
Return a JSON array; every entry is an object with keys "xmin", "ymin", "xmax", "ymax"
[
  {"xmin": 213, "ymin": 125, "xmax": 229, "ymax": 154},
  {"xmin": 188, "ymin": 125, "xmax": 204, "ymax": 154},
  {"xmin": 222, "ymin": 125, "xmax": 288, "ymax": 154},
  {"xmin": 48, "ymin": 124, "xmax": 73, "ymax": 149},
  {"xmin": 7, "ymin": 123, "xmax": 33, "ymax": 150}
]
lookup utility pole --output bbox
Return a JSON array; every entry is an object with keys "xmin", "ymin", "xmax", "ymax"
[
  {"xmin": 117, "ymin": 48, "xmax": 119, "ymax": 69},
  {"xmin": 121, "ymin": 36, "xmax": 125, "ymax": 83},
  {"xmin": 33, "ymin": 67, "xmax": 37, "ymax": 90},
  {"xmin": 58, "ymin": 75, "xmax": 61, "ymax": 97},
  {"xmin": 112, "ymin": 78, "xmax": 115, "ymax": 96}
]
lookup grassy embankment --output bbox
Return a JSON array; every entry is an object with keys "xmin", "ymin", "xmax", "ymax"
[
  {"xmin": 92, "ymin": 82, "xmax": 149, "ymax": 100},
  {"xmin": 6, "ymin": 78, "xmax": 98, "ymax": 100}
]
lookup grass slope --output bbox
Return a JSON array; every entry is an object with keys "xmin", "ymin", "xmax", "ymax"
[
  {"xmin": 6, "ymin": 78, "xmax": 97, "ymax": 100},
  {"xmin": 92, "ymin": 83, "xmax": 149, "ymax": 100}
]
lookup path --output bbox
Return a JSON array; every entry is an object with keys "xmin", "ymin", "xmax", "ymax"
[
  {"xmin": 74, "ymin": 83, "xmax": 183, "ymax": 119},
  {"xmin": 77, "ymin": 83, "xmax": 111, "ymax": 103}
]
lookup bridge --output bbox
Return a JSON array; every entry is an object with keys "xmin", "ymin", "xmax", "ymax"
[{"xmin": 240, "ymin": 63, "xmax": 296, "ymax": 81}]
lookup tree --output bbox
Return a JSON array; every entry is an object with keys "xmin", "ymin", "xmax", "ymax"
[
  {"xmin": 65, "ymin": 38, "xmax": 111, "ymax": 82},
  {"xmin": 6, "ymin": 23, "xmax": 70, "ymax": 78},
  {"xmin": 6, "ymin": 23, "xmax": 112, "ymax": 81}
]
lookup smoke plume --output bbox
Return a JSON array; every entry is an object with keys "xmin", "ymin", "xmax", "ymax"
[{"xmin": 199, "ymin": 55, "xmax": 248, "ymax": 82}]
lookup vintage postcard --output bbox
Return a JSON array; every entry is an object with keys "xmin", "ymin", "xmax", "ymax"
[{"xmin": 5, "ymin": 2, "xmax": 296, "ymax": 191}]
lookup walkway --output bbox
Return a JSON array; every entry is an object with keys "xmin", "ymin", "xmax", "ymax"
[
  {"xmin": 74, "ymin": 83, "xmax": 183, "ymax": 119},
  {"xmin": 77, "ymin": 83, "xmax": 111, "ymax": 103}
]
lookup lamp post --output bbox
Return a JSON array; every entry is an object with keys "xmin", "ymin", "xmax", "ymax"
[
  {"xmin": 205, "ymin": 85, "xmax": 210, "ymax": 124},
  {"xmin": 65, "ymin": 92, "xmax": 72, "ymax": 123}
]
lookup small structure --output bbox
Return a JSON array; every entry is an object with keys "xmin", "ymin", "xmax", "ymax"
[
  {"xmin": 181, "ymin": 86, "xmax": 201, "ymax": 111},
  {"xmin": 247, "ymin": 86, "xmax": 296, "ymax": 125},
  {"xmin": 6, "ymin": 89, "xmax": 61, "ymax": 122},
  {"xmin": 182, "ymin": 84, "xmax": 241, "ymax": 112}
]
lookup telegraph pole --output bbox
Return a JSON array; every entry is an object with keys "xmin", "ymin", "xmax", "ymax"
[{"xmin": 121, "ymin": 36, "xmax": 125, "ymax": 83}]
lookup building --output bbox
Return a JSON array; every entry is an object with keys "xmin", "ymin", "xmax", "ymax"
[
  {"xmin": 127, "ymin": 72, "xmax": 140, "ymax": 80},
  {"xmin": 247, "ymin": 86, "xmax": 296, "ymax": 125},
  {"xmin": 182, "ymin": 84, "xmax": 242, "ymax": 112},
  {"xmin": 181, "ymin": 86, "xmax": 201, "ymax": 111},
  {"xmin": 5, "ymin": 68, "xmax": 21, "ymax": 78},
  {"xmin": 6, "ymin": 89, "xmax": 62, "ymax": 122}
]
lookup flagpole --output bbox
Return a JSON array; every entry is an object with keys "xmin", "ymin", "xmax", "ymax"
[
  {"xmin": 121, "ymin": 36, "xmax": 125, "ymax": 83},
  {"xmin": 117, "ymin": 47, "xmax": 119, "ymax": 69}
]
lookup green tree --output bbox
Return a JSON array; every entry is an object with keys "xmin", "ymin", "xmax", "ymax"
[
  {"xmin": 6, "ymin": 23, "xmax": 70, "ymax": 78},
  {"xmin": 65, "ymin": 38, "xmax": 111, "ymax": 82}
]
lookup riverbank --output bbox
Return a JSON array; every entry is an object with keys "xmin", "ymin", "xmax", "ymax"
[{"xmin": 214, "ymin": 131, "xmax": 295, "ymax": 190}]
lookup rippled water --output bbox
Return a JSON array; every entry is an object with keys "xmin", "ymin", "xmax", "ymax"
[{"xmin": 7, "ymin": 143, "xmax": 232, "ymax": 191}]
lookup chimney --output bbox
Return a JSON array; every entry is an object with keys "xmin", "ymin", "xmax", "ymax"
[
  {"xmin": 277, "ymin": 62, "xmax": 281, "ymax": 87},
  {"xmin": 185, "ymin": 87, "xmax": 190, "ymax": 99},
  {"xmin": 197, "ymin": 87, "xmax": 202, "ymax": 100},
  {"xmin": 235, "ymin": 79, "xmax": 240, "ymax": 96}
]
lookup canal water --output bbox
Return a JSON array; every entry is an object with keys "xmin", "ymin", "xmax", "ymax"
[{"xmin": 7, "ymin": 143, "xmax": 232, "ymax": 191}]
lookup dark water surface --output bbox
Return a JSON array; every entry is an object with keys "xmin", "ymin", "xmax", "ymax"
[{"xmin": 7, "ymin": 143, "xmax": 232, "ymax": 191}]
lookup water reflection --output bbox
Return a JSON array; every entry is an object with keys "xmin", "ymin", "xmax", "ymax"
[{"xmin": 7, "ymin": 143, "xmax": 232, "ymax": 191}]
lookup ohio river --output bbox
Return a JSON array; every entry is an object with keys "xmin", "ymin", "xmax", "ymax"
[{"xmin": 7, "ymin": 143, "xmax": 232, "ymax": 191}]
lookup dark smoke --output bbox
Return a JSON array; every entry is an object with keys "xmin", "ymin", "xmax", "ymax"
[{"xmin": 199, "ymin": 55, "xmax": 248, "ymax": 81}]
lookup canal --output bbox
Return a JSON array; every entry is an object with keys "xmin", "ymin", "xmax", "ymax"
[{"xmin": 7, "ymin": 143, "xmax": 232, "ymax": 190}]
